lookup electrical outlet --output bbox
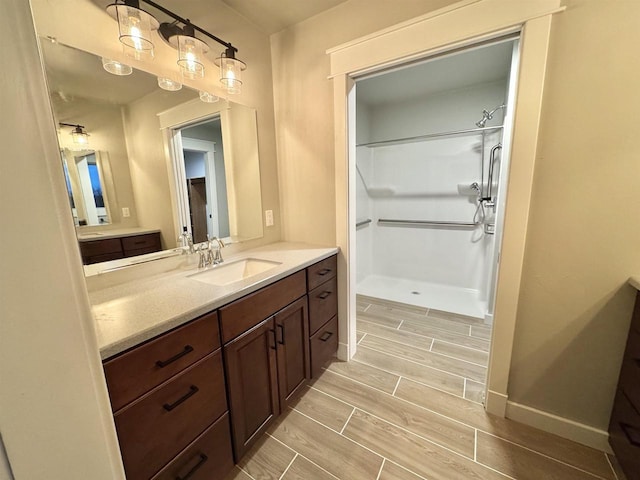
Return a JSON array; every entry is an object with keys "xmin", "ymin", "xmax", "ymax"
[
  {"xmin": 265, "ymin": 210, "xmax": 274, "ymax": 227},
  {"xmin": 122, "ymin": 207, "xmax": 130, "ymax": 218}
]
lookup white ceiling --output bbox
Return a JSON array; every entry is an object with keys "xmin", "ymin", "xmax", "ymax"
[
  {"xmin": 221, "ymin": 0, "xmax": 348, "ymax": 34},
  {"xmin": 357, "ymin": 41, "xmax": 514, "ymax": 107}
]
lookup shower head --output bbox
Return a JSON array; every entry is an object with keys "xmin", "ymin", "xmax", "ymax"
[{"xmin": 475, "ymin": 104, "xmax": 506, "ymax": 128}]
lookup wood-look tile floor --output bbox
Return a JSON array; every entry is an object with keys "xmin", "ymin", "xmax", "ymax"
[{"xmin": 224, "ymin": 295, "xmax": 623, "ymax": 480}]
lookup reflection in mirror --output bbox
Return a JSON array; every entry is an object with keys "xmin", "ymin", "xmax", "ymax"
[
  {"xmin": 39, "ymin": 38, "xmax": 264, "ymax": 269},
  {"xmin": 61, "ymin": 149, "xmax": 112, "ymax": 226}
]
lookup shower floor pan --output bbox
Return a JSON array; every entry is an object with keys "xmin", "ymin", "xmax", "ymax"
[{"xmin": 357, "ymin": 274, "xmax": 486, "ymax": 319}]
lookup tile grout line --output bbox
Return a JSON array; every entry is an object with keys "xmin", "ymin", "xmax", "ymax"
[
  {"xmin": 359, "ymin": 318, "xmax": 490, "ymax": 353},
  {"xmin": 604, "ymin": 453, "xmax": 619, "ymax": 480},
  {"xmin": 265, "ymin": 433, "xmax": 342, "ymax": 480},
  {"xmin": 480, "ymin": 430, "xmax": 611, "ymax": 480},
  {"xmin": 359, "ymin": 329, "xmax": 489, "ymax": 368},
  {"xmin": 278, "ymin": 453, "xmax": 298, "ymax": 480},
  {"xmin": 463, "ymin": 378, "xmax": 467, "ymax": 398},
  {"xmin": 396, "ymin": 319, "xmax": 404, "ymax": 330},
  {"xmin": 357, "ymin": 333, "xmax": 367, "ymax": 345},
  {"xmin": 391, "ymin": 376, "xmax": 402, "ymax": 396},
  {"xmin": 469, "ymin": 325, "xmax": 473, "ymax": 336},
  {"xmin": 363, "ymin": 303, "xmax": 371, "ymax": 312},
  {"xmin": 360, "ymin": 325, "xmax": 489, "ymax": 366},
  {"xmin": 339, "ymin": 407, "xmax": 356, "ymax": 435},
  {"xmin": 357, "ymin": 343, "xmax": 486, "ymax": 384},
  {"xmin": 324, "ymin": 365, "xmax": 609, "ymax": 477},
  {"xmin": 375, "ymin": 458, "xmax": 386, "ymax": 480},
  {"xmin": 384, "ymin": 459, "xmax": 429, "ymax": 480},
  {"xmin": 474, "ymin": 428, "xmax": 478, "ymax": 462},
  {"xmin": 238, "ymin": 466, "xmax": 258, "ymax": 480}
]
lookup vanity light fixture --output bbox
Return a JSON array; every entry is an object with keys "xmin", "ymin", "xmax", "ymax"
[
  {"xmin": 157, "ymin": 76, "xmax": 182, "ymax": 91},
  {"xmin": 199, "ymin": 91, "xmax": 219, "ymax": 103},
  {"xmin": 106, "ymin": 0, "xmax": 246, "ymax": 93},
  {"xmin": 101, "ymin": 57, "xmax": 133, "ymax": 75},
  {"xmin": 106, "ymin": 0, "xmax": 159, "ymax": 60},
  {"xmin": 215, "ymin": 47, "xmax": 246, "ymax": 95},
  {"xmin": 60, "ymin": 123, "xmax": 90, "ymax": 145}
]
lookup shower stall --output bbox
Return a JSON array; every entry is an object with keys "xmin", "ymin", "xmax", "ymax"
[{"xmin": 355, "ymin": 39, "xmax": 519, "ymax": 321}]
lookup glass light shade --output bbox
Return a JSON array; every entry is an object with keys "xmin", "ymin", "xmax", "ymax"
[
  {"xmin": 71, "ymin": 127, "xmax": 89, "ymax": 145},
  {"xmin": 101, "ymin": 57, "xmax": 133, "ymax": 76},
  {"xmin": 217, "ymin": 54, "xmax": 246, "ymax": 95},
  {"xmin": 157, "ymin": 76, "xmax": 182, "ymax": 91},
  {"xmin": 115, "ymin": 4, "xmax": 156, "ymax": 59},
  {"xmin": 199, "ymin": 91, "xmax": 219, "ymax": 103},
  {"xmin": 176, "ymin": 35, "xmax": 208, "ymax": 79}
]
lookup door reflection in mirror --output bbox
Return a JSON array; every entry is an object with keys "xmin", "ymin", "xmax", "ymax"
[{"xmin": 179, "ymin": 117, "xmax": 230, "ymax": 243}]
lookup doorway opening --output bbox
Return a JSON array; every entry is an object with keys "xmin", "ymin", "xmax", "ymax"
[
  {"xmin": 173, "ymin": 116, "xmax": 230, "ymax": 243},
  {"xmin": 353, "ymin": 37, "xmax": 520, "ymax": 404}
]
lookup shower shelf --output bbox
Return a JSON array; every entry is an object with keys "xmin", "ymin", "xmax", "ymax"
[
  {"xmin": 378, "ymin": 219, "xmax": 477, "ymax": 228},
  {"xmin": 357, "ymin": 125, "xmax": 503, "ymax": 148}
]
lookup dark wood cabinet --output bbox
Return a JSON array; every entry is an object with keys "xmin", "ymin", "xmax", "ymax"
[
  {"xmin": 224, "ymin": 317, "xmax": 280, "ymax": 460},
  {"xmin": 80, "ymin": 231, "xmax": 161, "ymax": 265},
  {"xmin": 103, "ymin": 253, "xmax": 338, "ymax": 476},
  {"xmin": 609, "ymin": 290, "xmax": 640, "ymax": 480},
  {"xmin": 275, "ymin": 297, "xmax": 311, "ymax": 409}
]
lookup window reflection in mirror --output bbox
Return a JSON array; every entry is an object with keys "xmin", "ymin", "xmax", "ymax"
[{"xmin": 61, "ymin": 149, "xmax": 111, "ymax": 226}]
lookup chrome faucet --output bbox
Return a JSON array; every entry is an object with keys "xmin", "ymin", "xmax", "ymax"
[
  {"xmin": 177, "ymin": 227, "xmax": 194, "ymax": 254},
  {"xmin": 197, "ymin": 236, "xmax": 225, "ymax": 268}
]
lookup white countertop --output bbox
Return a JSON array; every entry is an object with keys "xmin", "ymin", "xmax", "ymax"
[
  {"xmin": 91, "ymin": 242, "xmax": 338, "ymax": 359},
  {"xmin": 630, "ymin": 275, "xmax": 640, "ymax": 291},
  {"xmin": 77, "ymin": 227, "xmax": 160, "ymax": 242}
]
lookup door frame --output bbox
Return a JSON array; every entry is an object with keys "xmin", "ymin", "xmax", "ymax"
[
  {"xmin": 330, "ymin": 0, "xmax": 563, "ymax": 417},
  {"xmin": 182, "ymin": 137, "xmax": 219, "ymax": 237}
]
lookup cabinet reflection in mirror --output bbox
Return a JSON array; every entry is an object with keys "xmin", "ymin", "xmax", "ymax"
[
  {"xmin": 61, "ymin": 149, "xmax": 113, "ymax": 226},
  {"xmin": 39, "ymin": 39, "xmax": 264, "ymax": 269}
]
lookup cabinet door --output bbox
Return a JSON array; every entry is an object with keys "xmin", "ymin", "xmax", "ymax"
[
  {"xmin": 275, "ymin": 297, "xmax": 310, "ymax": 409},
  {"xmin": 224, "ymin": 317, "xmax": 279, "ymax": 460}
]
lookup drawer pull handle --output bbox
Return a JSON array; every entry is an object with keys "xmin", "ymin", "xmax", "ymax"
[
  {"xmin": 176, "ymin": 453, "xmax": 208, "ymax": 480},
  {"xmin": 319, "ymin": 331, "xmax": 333, "ymax": 342},
  {"xmin": 133, "ymin": 241, "xmax": 146, "ymax": 245},
  {"xmin": 620, "ymin": 422, "xmax": 640, "ymax": 447},
  {"xmin": 317, "ymin": 268, "xmax": 332, "ymax": 276},
  {"xmin": 270, "ymin": 329, "xmax": 277, "ymax": 350},
  {"xmin": 277, "ymin": 324, "xmax": 286, "ymax": 345},
  {"xmin": 318, "ymin": 291, "xmax": 332, "ymax": 300},
  {"xmin": 156, "ymin": 345, "xmax": 194, "ymax": 368},
  {"xmin": 163, "ymin": 385, "xmax": 199, "ymax": 411}
]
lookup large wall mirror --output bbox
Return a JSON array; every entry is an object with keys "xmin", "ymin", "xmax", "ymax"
[{"xmin": 39, "ymin": 38, "xmax": 264, "ymax": 267}]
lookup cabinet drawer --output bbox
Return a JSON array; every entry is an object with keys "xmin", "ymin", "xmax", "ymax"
[
  {"xmin": 84, "ymin": 251, "xmax": 124, "ymax": 265},
  {"xmin": 115, "ymin": 351, "xmax": 227, "ymax": 480},
  {"xmin": 307, "ymin": 255, "xmax": 337, "ymax": 291},
  {"xmin": 219, "ymin": 271, "xmax": 306, "ymax": 344},
  {"xmin": 79, "ymin": 238, "xmax": 122, "ymax": 257},
  {"xmin": 122, "ymin": 233, "xmax": 161, "ymax": 253},
  {"xmin": 151, "ymin": 413, "xmax": 234, "ymax": 480},
  {"xmin": 310, "ymin": 315, "xmax": 338, "ymax": 378},
  {"xmin": 631, "ymin": 292, "xmax": 640, "ymax": 335},
  {"xmin": 105, "ymin": 312, "xmax": 220, "ymax": 412},
  {"xmin": 308, "ymin": 277, "xmax": 338, "ymax": 335}
]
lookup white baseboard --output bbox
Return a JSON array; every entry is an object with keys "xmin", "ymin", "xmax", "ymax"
[
  {"xmin": 337, "ymin": 342, "xmax": 349, "ymax": 361},
  {"xmin": 506, "ymin": 401, "xmax": 612, "ymax": 453},
  {"xmin": 485, "ymin": 390, "xmax": 508, "ymax": 417}
]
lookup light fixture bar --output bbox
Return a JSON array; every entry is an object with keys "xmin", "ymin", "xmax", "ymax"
[{"xmin": 135, "ymin": 0, "xmax": 238, "ymax": 54}]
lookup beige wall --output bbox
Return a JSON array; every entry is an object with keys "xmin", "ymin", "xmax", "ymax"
[
  {"xmin": 1, "ymin": 1, "xmax": 125, "ymax": 477},
  {"xmin": 508, "ymin": 0, "xmax": 640, "ymax": 429},
  {"xmin": 271, "ymin": 0, "xmax": 460, "ymax": 246}
]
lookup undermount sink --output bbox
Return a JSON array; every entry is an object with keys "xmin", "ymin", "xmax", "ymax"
[{"xmin": 187, "ymin": 258, "xmax": 282, "ymax": 286}]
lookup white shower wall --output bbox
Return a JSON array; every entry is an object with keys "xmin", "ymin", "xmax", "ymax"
[{"xmin": 356, "ymin": 81, "xmax": 507, "ymax": 317}]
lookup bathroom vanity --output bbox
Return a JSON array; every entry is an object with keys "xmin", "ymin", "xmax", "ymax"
[
  {"xmin": 78, "ymin": 229, "xmax": 162, "ymax": 265},
  {"xmin": 92, "ymin": 244, "xmax": 338, "ymax": 480}
]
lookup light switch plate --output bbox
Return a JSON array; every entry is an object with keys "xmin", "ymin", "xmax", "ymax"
[{"xmin": 265, "ymin": 210, "xmax": 274, "ymax": 227}]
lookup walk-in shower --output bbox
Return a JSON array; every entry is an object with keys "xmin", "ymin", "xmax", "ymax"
[{"xmin": 354, "ymin": 39, "xmax": 517, "ymax": 321}]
